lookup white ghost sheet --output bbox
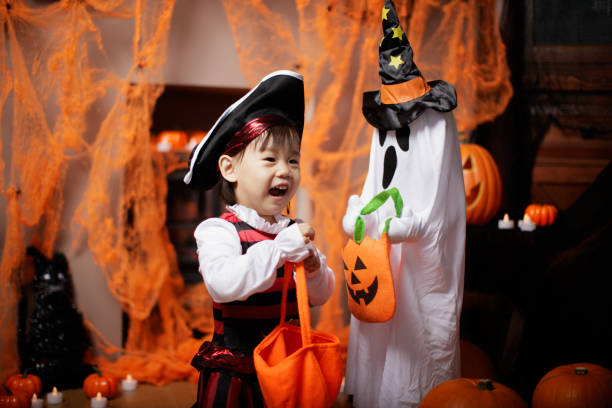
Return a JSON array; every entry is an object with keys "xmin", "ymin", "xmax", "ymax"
[{"xmin": 342, "ymin": 109, "xmax": 466, "ymax": 407}]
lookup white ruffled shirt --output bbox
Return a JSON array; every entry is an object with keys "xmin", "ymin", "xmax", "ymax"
[{"xmin": 194, "ymin": 204, "xmax": 335, "ymax": 306}]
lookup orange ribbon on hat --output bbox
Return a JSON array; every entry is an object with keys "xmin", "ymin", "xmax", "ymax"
[{"xmin": 380, "ymin": 76, "xmax": 430, "ymax": 105}]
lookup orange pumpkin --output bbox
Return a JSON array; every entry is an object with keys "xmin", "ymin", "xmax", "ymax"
[
  {"xmin": 460, "ymin": 340, "xmax": 496, "ymax": 379},
  {"xmin": 460, "ymin": 143, "xmax": 502, "ymax": 225},
  {"xmin": 524, "ymin": 204, "xmax": 558, "ymax": 227},
  {"xmin": 532, "ymin": 363, "xmax": 612, "ymax": 408},
  {"xmin": 6, "ymin": 371, "xmax": 42, "ymax": 400},
  {"xmin": 0, "ymin": 385, "xmax": 29, "ymax": 408},
  {"xmin": 83, "ymin": 366, "xmax": 117, "ymax": 399},
  {"xmin": 157, "ymin": 130, "xmax": 188, "ymax": 151},
  {"xmin": 420, "ymin": 378, "xmax": 528, "ymax": 408}
]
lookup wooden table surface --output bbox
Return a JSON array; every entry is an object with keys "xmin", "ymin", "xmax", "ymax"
[
  {"xmin": 51, "ymin": 381, "xmax": 196, "ymax": 408},
  {"xmin": 50, "ymin": 381, "xmax": 353, "ymax": 408}
]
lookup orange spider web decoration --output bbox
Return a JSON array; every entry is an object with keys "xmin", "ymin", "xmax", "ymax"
[{"xmin": 0, "ymin": 0, "xmax": 206, "ymax": 384}]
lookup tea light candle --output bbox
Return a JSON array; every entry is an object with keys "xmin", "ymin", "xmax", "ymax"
[
  {"xmin": 156, "ymin": 139, "xmax": 172, "ymax": 152},
  {"xmin": 91, "ymin": 392, "xmax": 107, "ymax": 408},
  {"xmin": 31, "ymin": 393, "xmax": 43, "ymax": 408},
  {"xmin": 497, "ymin": 213, "xmax": 514, "ymax": 230},
  {"xmin": 121, "ymin": 373, "xmax": 138, "ymax": 391},
  {"xmin": 186, "ymin": 137, "xmax": 198, "ymax": 151},
  {"xmin": 518, "ymin": 214, "xmax": 536, "ymax": 231},
  {"xmin": 46, "ymin": 387, "xmax": 63, "ymax": 404}
]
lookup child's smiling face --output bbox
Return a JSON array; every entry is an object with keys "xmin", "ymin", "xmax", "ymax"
[{"xmin": 229, "ymin": 133, "xmax": 300, "ymax": 222}]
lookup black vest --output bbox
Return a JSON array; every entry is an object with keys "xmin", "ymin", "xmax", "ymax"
[{"xmin": 210, "ymin": 212, "xmax": 298, "ymax": 353}]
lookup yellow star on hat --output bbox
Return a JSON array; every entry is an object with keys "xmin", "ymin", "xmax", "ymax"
[
  {"xmin": 382, "ymin": 6, "xmax": 390, "ymax": 20},
  {"xmin": 392, "ymin": 25, "xmax": 404, "ymax": 40},
  {"xmin": 389, "ymin": 54, "xmax": 404, "ymax": 69}
]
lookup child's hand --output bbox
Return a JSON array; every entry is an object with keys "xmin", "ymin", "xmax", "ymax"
[
  {"xmin": 297, "ymin": 223, "xmax": 320, "ymax": 275},
  {"xmin": 298, "ymin": 222, "xmax": 315, "ymax": 244},
  {"xmin": 303, "ymin": 249, "xmax": 321, "ymax": 275}
]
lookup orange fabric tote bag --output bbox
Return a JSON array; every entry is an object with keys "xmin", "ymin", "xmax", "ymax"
[
  {"xmin": 253, "ymin": 262, "xmax": 342, "ymax": 408},
  {"xmin": 342, "ymin": 187, "xmax": 403, "ymax": 322}
]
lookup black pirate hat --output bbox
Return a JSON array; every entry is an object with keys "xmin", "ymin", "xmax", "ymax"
[
  {"xmin": 362, "ymin": 0, "xmax": 457, "ymax": 130},
  {"xmin": 183, "ymin": 70, "xmax": 304, "ymax": 189}
]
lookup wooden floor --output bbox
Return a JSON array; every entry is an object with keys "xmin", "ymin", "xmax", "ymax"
[{"xmin": 58, "ymin": 381, "xmax": 353, "ymax": 407}]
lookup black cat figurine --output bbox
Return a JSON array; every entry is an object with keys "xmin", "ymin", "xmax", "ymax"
[{"xmin": 18, "ymin": 246, "xmax": 93, "ymax": 392}]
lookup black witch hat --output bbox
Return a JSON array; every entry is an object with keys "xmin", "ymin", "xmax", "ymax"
[{"xmin": 362, "ymin": 0, "xmax": 457, "ymax": 130}]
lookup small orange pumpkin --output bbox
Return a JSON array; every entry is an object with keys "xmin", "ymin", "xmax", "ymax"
[
  {"xmin": 460, "ymin": 143, "xmax": 502, "ymax": 225},
  {"xmin": 0, "ymin": 385, "xmax": 29, "ymax": 408},
  {"xmin": 420, "ymin": 378, "xmax": 528, "ymax": 408},
  {"xmin": 532, "ymin": 363, "xmax": 612, "ymax": 408},
  {"xmin": 6, "ymin": 370, "xmax": 42, "ymax": 400},
  {"xmin": 83, "ymin": 366, "xmax": 117, "ymax": 399},
  {"xmin": 460, "ymin": 340, "xmax": 496, "ymax": 379},
  {"xmin": 524, "ymin": 204, "xmax": 558, "ymax": 226}
]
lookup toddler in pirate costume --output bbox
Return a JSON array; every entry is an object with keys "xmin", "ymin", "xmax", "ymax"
[{"xmin": 184, "ymin": 70, "xmax": 335, "ymax": 408}]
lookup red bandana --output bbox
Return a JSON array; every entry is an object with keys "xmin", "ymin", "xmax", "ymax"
[{"xmin": 223, "ymin": 115, "xmax": 294, "ymax": 157}]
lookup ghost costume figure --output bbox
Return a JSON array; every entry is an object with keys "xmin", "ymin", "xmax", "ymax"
[
  {"xmin": 342, "ymin": 1, "xmax": 465, "ymax": 406},
  {"xmin": 343, "ymin": 113, "xmax": 465, "ymax": 406}
]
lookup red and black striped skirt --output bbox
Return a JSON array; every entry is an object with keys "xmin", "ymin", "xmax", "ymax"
[{"xmin": 191, "ymin": 342, "xmax": 265, "ymax": 408}]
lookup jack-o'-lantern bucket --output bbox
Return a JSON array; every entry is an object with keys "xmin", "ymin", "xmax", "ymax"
[{"xmin": 342, "ymin": 188, "xmax": 402, "ymax": 323}]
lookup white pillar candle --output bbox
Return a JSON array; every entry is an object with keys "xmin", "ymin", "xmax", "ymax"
[
  {"xmin": 31, "ymin": 393, "xmax": 43, "ymax": 408},
  {"xmin": 90, "ymin": 392, "xmax": 107, "ymax": 408},
  {"xmin": 121, "ymin": 374, "xmax": 138, "ymax": 391},
  {"xmin": 46, "ymin": 387, "xmax": 63, "ymax": 404}
]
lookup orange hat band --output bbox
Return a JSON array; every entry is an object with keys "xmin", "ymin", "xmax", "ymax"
[{"xmin": 380, "ymin": 76, "xmax": 430, "ymax": 105}]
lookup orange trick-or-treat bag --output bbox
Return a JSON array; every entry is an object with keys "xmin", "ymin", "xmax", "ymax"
[
  {"xmin": 343, "ymin": 188, "xmax": 403, "ymax": 323},
  {"xmin": 253, "ymin": 262, "xmax": 342, "ymax": 408}
]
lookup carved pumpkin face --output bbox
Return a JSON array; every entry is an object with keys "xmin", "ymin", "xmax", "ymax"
[
  {"xmin": 342, "ymin": 234, "xmax": 395, "ymax": 322},
  {"xmin": 345, "ymin": 255, "xmax": 379, "ymax": 306},
  {"xmin": 462, "ymin": 154, "xmax": 483, "ymax": 208},
  {"xmin": 460, "ymin": 143, "xmax": 502, "ymax": 225}
]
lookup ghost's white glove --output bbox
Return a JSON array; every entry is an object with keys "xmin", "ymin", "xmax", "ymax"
[
  {"xmin": 381, "ymin": 207, "xmax": 426, "ymax": 244},
  {"xmin": 343, "ymin": 195, "xmax": 377, "ymax": 237}
]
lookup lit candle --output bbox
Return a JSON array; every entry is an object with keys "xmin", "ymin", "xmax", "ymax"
[
  {"xmin": 186, "ymin": 137, "xmax": 198, "ymax": 151},
  {"xmin": 121, "ymin": 373, "xmax": 138, "ymax": 391},
  {"xmin": 46, "ymin": 387, "xmax": 63, "ymax": 405},
  {"xmin": 90, "ymin": 392, "xmax": 107, "ymax": 408},
  {"xmin": 518, "ymin": 214, "xmax": 536, "ymax": 231},
  {"xmin": 31, "ymin": 393, "xmax": 43, "ymax": 408},
  {"xmin": 497, "ymin": 213, "xmax": 515, "ymax": 230},
  {"xmin": 156, "ymin": 138, "xmax": 172, "ymax": 152}
]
